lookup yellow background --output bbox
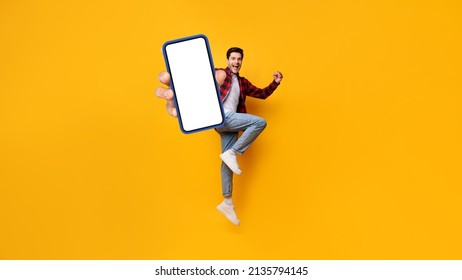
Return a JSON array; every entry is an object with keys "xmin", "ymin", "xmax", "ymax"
[{"xmin": 1, "ymin": 0, "xmax": 461, "ymax": 259}]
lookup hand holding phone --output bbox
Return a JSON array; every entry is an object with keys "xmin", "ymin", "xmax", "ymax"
[
  {"xmin": 162, "ymin": 34, "xmax": 225, "ymax": 134},
  {"xmin": 156, "ymin": 71, "xmax": 177, "ymax": 117}
]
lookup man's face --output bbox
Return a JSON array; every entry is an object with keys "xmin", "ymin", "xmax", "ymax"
[{"xmin": 227, "ymin": 52, "xmax": 243, "ymax": 74}]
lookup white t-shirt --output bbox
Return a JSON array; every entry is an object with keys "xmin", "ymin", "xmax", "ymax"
[{"xmin": 223, "ymin": 74, "xmax": 240, "ymax": 113}]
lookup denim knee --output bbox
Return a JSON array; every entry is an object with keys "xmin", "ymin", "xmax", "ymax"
[{"xmin": 256, "ymin": 118, "xmax": 267, "ymax": 130}]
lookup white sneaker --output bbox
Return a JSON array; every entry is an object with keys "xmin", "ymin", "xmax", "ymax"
[
  {"xmin": 220, "ymin": 150, "xmax": 242, "ymax": 175},
  {"xmin": 217, "ymin": 201, "xmax": 240, "ymax": 225}
]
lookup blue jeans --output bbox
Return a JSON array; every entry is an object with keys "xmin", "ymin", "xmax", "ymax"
[{"xmin": 216, "ymin": 111, "xmax": 267, "ymax": 196}]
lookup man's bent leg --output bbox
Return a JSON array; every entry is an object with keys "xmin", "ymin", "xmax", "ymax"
[{"xmin": 220, "ymin": 112, "xmax": 267, "ymax": 155}]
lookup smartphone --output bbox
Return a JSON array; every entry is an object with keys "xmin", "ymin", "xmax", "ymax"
[{"xmin": 162, "ymin": 34, "xmax": 225, "ymax": 134}]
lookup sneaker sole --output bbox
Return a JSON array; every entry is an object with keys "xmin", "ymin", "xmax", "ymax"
[
  {"xmin": 219, "ymin": 154, "xmax": 242, "ymax": 175},
  {"xmin": 216, "ymin": 205, "xmax": 240, "ymax": 225}
]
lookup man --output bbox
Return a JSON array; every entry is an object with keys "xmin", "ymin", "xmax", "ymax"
[{"xmin": 156, "ymin": 47, "xmax": 283, "ymax": 225}]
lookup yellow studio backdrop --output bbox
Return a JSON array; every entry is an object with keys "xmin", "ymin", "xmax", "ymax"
[{"xmin": 1, "ymin": 0, "xmax": 461, "ymax": 259}]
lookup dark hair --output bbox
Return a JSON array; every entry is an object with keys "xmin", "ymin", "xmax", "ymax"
[{"xmin": 226, "ymin": 47, "xmax": 244, "ymax": 59}]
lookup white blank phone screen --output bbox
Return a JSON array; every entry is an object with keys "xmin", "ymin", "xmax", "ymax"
[{"xmin": 165, "ymin": 37, "xmax": 223, "ymax": 132}]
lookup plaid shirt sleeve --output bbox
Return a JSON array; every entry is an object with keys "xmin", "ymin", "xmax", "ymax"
[
  {"xmin": 217, "ymin": 67, "xmax": 281, "ymax": 113},
  {"xmin": 240, "ymin": 76, "xmax": 280, "ymax": 99}
]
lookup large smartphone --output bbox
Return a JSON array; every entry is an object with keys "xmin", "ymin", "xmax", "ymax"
[{"xmin": 162, "ymin": 34, "xmax": 225, "ymax": 134}]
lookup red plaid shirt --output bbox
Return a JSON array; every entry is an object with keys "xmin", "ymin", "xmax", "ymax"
[{"xmin": 216, "ymin": 67, "xmax": 280, "ymax": 113}]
